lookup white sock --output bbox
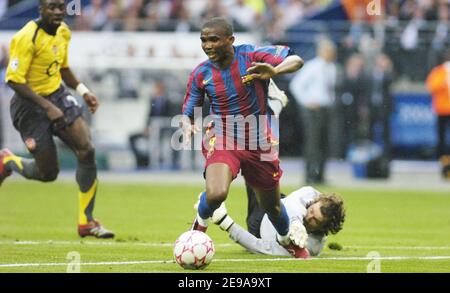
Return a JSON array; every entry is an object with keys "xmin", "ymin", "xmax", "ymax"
[
  {"xmin": 218, "ymin": 215, "xmax": 234, "ymax": 231},
  {"xmin": 196, "ymin": 214, "xmax": 209, "ymax": 227},
  {"xmin": 276, "ymin": 233, "xmax": 291, "ymax": 246}
]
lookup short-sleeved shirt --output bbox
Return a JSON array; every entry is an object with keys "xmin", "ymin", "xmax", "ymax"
[
  {"xmin": 183, "ymin": 44, "xmax": 292, "ymax": 148},
  {"xmin": 182, "ymin": 44, "xmax": 292, "ymax": 118},
  {"xmin": 5, "ymin": 20, "xmax": 71, "ymax": 96},
  {"xmin": 260, "ymin": 186, "xmax": 327, "ymax": 255}
]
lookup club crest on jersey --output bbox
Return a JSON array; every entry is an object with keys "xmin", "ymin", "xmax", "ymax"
[
  {"xmin": 206, "ymin": 137, "xmax": 216, "ymax": 159},
  {"xmin": 202, "ymin": 77, "xmax": 212, "ymax": 86},
  {"xmin": 10, "ymin": 58, "xmax": 19, "ymax": 72},
  {"xmin": 52, "ymin": 45, "xmax": 58, "ymax": 54}
]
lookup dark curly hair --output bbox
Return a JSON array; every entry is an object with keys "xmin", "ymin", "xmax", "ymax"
[
  {"xmin": 202, "ymin": 17, "xmax": 234, "ymax": 37},
  {"xmin": 312, "ymin": 193, "xmax": 346, "ymax": 235}
]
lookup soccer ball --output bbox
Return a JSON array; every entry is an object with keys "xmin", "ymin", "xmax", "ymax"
[{"xmin": 173, "ymin": 230, "xmax": 215, "ymax": 270}]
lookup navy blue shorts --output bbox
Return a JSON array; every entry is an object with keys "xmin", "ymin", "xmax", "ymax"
[{"xmin": 10, "ymin": 85, "xmax": 83, "ymax": 154}]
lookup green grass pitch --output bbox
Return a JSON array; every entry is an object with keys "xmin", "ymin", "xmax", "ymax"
[{"xmin": 0, "ymin": 181, "xmax": 449, "ymax": 272}]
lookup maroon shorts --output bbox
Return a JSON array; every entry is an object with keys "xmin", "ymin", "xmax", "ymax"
[{"xmin": 202, "ymin": 135, "xmax": 282, "ymax": 191}]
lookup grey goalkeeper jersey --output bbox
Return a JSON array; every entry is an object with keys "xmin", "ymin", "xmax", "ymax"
[{"xmin": 229, "ymin": 186, "xmax": 327, "ymax": 257}]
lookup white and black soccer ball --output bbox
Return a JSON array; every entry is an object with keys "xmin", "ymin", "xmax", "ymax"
[{"xmin": 173, "ymin": 230, "xmax": 215, "ymax": 270}]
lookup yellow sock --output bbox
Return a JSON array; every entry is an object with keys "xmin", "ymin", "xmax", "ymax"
[
  {"xmin": 78, "ymin": 179, "xmax": 98, "ymax": 225},
  {"xmin": 3, "ymin": 154, "xmax": 23, "ymax": 171}
]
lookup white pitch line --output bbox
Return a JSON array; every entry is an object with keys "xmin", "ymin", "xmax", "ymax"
[
  {"xmin": 346, "ymin": 245, "xmax": 450, "ymax": 250},
  {"xmin": 0, "ymin": 240, "xmax": 233, "ymax": 248},
  {"xmin": 0, "ymin": 260, "xmax": 172, "ymax": 268},
  {"xmin": 1, "ymin": 256, "xmax": 450, "ymax": 268},
  {"xmin": 1, "ymin": 240, "xmax": 450, "ymax": 250}
]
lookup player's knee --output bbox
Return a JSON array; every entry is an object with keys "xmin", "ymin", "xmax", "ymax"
[
  {"xmin": 205, "ymin": 186, "xmax": 228, "ymax": 205},
  {"xmin": 40, "ymin": 169, "xmax": 59, "ymax": 182},
  {"xmin": 77, "ymin": 144, "xmax": 96, "ymax": 163},
  {"xmin": 265, "ymin": 205, "xmax": 281, "ymax": 218}
]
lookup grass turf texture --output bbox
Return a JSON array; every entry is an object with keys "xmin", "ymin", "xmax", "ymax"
[{"xmin": 0, "ymin": 181, "xmax": 449, "ymax": 272}]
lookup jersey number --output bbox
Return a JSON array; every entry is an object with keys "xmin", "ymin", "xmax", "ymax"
[{"xmin": 66, "ymin": 95, "xmax": 80, "ymax": 107}]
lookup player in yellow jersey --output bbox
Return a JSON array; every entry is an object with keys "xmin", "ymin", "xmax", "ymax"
[{"xmin": 0, "ymin": 0, "xmax": 114, "ymax": 238}]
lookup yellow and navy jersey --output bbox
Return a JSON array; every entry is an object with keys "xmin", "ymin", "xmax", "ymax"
[{"xmin": 5, "ymin": 20, "xmax": 71, "ymax": 96}]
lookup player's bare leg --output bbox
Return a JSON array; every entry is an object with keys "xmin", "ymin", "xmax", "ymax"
[
  {"xmin": 1, "ymin": 143, "xmax": 59, "ymax": 186},
  {"xmin": 56, "ymin": 117, "xmax": 114, "ymax": 238},
  {"xmin": 192, "ymin": 163, "xmax": 233, "ymax": 231}
]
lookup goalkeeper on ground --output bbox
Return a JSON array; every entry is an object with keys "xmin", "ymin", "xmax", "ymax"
[{"xmin": 212, "ymin": 186, "xmax": 345, "ymax": 258}]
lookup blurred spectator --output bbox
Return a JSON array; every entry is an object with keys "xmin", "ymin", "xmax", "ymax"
[
  {"xmin": 0, "ymin": 44, "xmax": 9, "ymax": 148},
  {"xmin": 0, "ymin": 44, "xmax": 8, "ymax": 70},
  {"xmin": 103, "ymin": 0, "xmax": 124, "ymax": 31},
  {"xmin": 128, "ymin": 80, "xmax": 173, "ymax": 168},
  {"xmin": 428, "ymin": 3, "xmax": 450, "ymax": 72},
  {"xmin": 169, "ymin": 0, "xmax": 191, "ymax": 32},
  {"xmin": 341, "ymin": 5, "xmax": 371, "ymax": 61},
  {"xmin": 368, "ymin": 53, "xmax": 394, "ymax": 159},
  {"xmin": 143, "ymin": 0, "xmax": 171, "ymax": 31},
  {"xmin": 336, "ymin": 53, "xmax": 370, "ymax": 157},
  {"xmin": 280, "ymin": 0, "xmax": 304, "ymax": 31},
  {"xmin": 123, "ymin": 0, "xmax": 146, "ymax": 31},
  {"xmin": 289, "ymin": 38, "xmax": 337, "ymax": 184},
  {"xmin": 186, "ymin": 0, "xmax": 208, "ymax": 24},
  {"xmin": 79, "ymin": 0, "xmax": 108, "ymax": 31},
  {"xmin": 201, "ymin": 0, "xmax": 227, "ymax": 20},
  {"xmin": 66, "ymin": 0, "xmax": 330, "ymax": 36},
  {"xmin": 399, "ymin": 3, "xmax": 428, "ymax": 81},
  {"xmin": 263, "ymin": 0, "xmax": 286, "ymax": 43},
  {"xmin": 229, "ymin": 0, "xmax": 256, "ymax": 31},
  {"xmin": 118, "ymin": 44, "xmax": 142, "ymax": 99},
  {"xmin": 426, "ymin": 49, "xmax": 450, "ymax": 161},
  {"xmin": 0, "ymin": 0, "xmax": 7, "ymax": 20}
]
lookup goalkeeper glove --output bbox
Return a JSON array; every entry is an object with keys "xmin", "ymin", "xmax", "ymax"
[{"xmin": 288, "ymin": 219, "xmax": 308, "ymax": 248}]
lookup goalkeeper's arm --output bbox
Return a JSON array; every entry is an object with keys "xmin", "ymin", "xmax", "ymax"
[{"xmin": 306, "ymin": 234, "xmax": 327, "ymax": 256}]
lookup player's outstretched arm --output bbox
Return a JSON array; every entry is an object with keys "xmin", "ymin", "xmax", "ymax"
[
  {"xmin": 7, "ymin": 81, "xmax": 63, "ymax": 122},
  {"xmin": 60, "ymin": 68, "xmax": 99, "ymax": 114},
  {"xmin": 272, "ymin": 55, "xmax": 304, "ymax": 75},
  {"xmin": 60, "ymin": 67, "xmax": 80, "ymax": 90},
  {"xmin": 246, "ymin": 55, "xmax": 303, "ymax": 80}
]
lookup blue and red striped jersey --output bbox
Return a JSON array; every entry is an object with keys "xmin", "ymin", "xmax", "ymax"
[{"xmin": 182, "ymin": 44, "xmax": 292, "ymax": 118}]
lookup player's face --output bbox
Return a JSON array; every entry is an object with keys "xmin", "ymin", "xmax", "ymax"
[
  {"xmin": 40, "ymin": 0, "xmax": 66, "ymax": 27},
  {"xmin": 304, "ymin": 202, "xmax": 325, "ymax": 233},
  {"xmin": 200, "ymin": 27, "xmax": 234, "ymax": 64}
]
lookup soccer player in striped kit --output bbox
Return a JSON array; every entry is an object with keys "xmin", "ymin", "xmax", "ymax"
[{"xmin": 182, "ymin": 17, "xmax": 305, "ymax": 254}]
